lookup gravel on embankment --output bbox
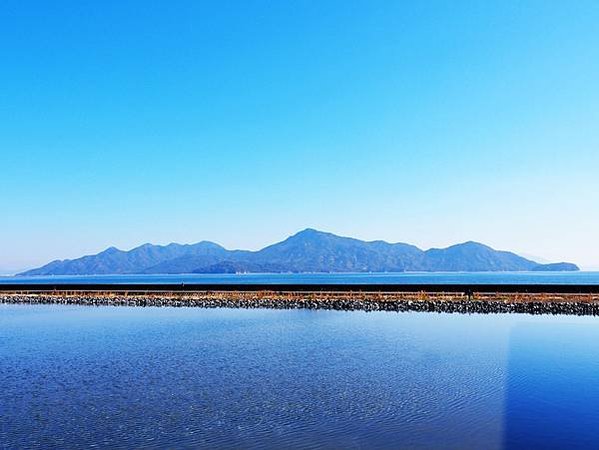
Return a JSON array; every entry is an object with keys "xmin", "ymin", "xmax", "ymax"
[{"xmin": 2, "ymin": 291, "xmax": 599, "ymax": 316}]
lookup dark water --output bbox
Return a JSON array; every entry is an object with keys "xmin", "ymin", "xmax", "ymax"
[
  {"xmin": 1, "ymin": 307, "xmax": 599, "ymax": 449},
  {"xmin": 2, "ymin": 271, "xmax": 599, "ymax": 285}
]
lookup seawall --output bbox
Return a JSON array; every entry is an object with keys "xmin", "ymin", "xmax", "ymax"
[{"xmin": 2, "ymin": 291, "xmax": 599, "ymax": 316}]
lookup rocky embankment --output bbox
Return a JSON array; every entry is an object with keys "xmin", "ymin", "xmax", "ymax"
[{"xmin": 1, "ymin": 291, "xmax": 599, "ymax": 316}]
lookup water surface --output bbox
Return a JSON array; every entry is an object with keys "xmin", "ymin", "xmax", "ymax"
[
  {"xmin": 2, "ymin": 271, "xmax": 599, "ymax": 285},
  {"xmin": 1, "ymin": 306, "xmax": 599, "ymax": 449}
]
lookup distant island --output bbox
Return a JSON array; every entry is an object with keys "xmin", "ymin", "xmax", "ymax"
[{"xmin": 20, "ymin": 228, "xmax": 579, "ymax": 276}]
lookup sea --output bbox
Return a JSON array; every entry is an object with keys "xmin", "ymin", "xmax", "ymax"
[
  {"xmin": 2, "ymin": 272, "xmax": 599, "ymax": 449},
  {"xmin": 2, "ymin": 271, "xmax": 599, "ymax": 285}
]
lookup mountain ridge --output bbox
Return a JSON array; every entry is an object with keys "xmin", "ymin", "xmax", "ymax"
[{"xmin": 19, "ymin": 229, "xmax": 580, "ymax": 276}]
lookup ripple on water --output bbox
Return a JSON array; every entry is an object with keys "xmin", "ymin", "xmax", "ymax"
[{"xmin": 3, "ymin": 306, "xmax": 598, "ymax": 449}]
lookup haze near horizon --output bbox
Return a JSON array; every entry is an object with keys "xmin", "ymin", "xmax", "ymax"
[{"xmin": 2, "ymin": 1, "xmax": 599, "ymax": 273}]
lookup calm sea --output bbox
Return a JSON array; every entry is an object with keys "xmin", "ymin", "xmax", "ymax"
[
  {"xmin": 2, "ymin": 271, "xmax": 599, "ymax": 285},
  {"xmin": 1, "ymin": 306, "xmax": 599, "ymax": 449}
]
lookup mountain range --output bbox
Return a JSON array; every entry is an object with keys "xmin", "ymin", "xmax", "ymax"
[{"xmin": 19, "ymin": 228, "xmax": 579, "ymax": 276}]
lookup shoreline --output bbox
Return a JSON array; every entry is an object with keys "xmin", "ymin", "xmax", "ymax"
[{"xmin": 2, "ymin": 291, "xmax": 599, "ymax": 316}]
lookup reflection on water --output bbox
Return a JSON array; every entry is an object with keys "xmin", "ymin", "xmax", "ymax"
[{"xmin": 0, "ymin": 306, "xmax": 598, "ymax": 449}]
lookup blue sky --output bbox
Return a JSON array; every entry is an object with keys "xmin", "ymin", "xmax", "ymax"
[{"xmin": 2, "ymin": 1, "xmax": 599, "ymax": 272}]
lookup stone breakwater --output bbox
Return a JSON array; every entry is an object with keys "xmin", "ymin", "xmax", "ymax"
[{"xmin": 2, "ymin": 291, "xmax": 599, "ymax": 316}]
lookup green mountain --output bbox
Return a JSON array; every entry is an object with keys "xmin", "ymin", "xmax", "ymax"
[{"xmin": 20, "ymin": 229, "xmax": 579, "ymax": 275}]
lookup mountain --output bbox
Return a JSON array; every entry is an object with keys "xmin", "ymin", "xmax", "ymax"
[
  {"xmin": 21, "ymin": 241, "xmax": 229, "ymax": 276},
  {"xmin": 192, "ymin": 261, "xmax": 288, "ymax": 274},
  {"xmin": 19, "ymin": 228, "xmax": 580, "ymax": 275},
  {"xmin": 423, "ymin": 241, "xmax": 537, "ymax": 271},
  {"xmin": 249, "ymin": 229, "xmax": 424, "ymax": 272},
  {"xmin": 530, "ymin": 262, "xmax": 579, "ymax": 272}
]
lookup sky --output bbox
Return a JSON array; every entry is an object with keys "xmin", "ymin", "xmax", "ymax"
[{"xmin": 1, "ymin": 0, "xmax": 599, "ymax": 273}]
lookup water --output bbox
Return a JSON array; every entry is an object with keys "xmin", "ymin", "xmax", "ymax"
[
  {"xmin": 2, "ymin": 271, "xmax": 599, "ymax": 285},
  {"xmin": 1, "ymin": 306, "xmax": 599, "ymax": 449}
]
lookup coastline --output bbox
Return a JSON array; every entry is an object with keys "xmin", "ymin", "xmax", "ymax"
[{"xmin": 2, "ymin": 290, "xmax": 599, "ymax": 316}]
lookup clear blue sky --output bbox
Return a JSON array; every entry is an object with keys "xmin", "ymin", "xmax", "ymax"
[{"xmin": 2, "ymin": 0, "xmax": 599, "ymax": 273}]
